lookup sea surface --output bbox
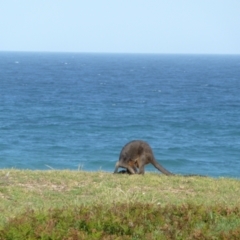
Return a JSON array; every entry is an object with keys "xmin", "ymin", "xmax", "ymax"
[{"xmin": 0, "ymin": 52, "xmax": 240, "ymax": 178}]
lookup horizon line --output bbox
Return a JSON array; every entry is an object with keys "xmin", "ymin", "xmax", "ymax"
[{"xmin": 1, "ymin": 50, "xmax": 240, "ymax": 56}]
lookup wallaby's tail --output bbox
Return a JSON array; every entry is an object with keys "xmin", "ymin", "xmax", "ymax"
[{"xmin": 154, "ymin": 160, "xmax": 174, "ymax": 176}]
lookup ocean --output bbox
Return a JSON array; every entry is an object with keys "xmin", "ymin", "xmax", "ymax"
[{"xmin": 0, "ymin": 52, "xmax": 240, "ymax": 178}]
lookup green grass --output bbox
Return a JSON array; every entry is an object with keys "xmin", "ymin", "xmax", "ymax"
[
  {"xmin": 0, "ymin": 169, "xmax": 240, "ymax": 239},
  {"xmin": 2, "ymin": 203, "xmax": 240, "ymax": 239}
]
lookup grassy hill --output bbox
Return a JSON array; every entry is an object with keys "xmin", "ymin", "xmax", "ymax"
[{"xmin": 0, "ymin": 169, "xmax": 240, "ymax": 239}]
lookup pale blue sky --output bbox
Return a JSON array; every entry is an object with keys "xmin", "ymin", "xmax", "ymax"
[{"xmin": 1, "ymin": 0, "xmax": 240, "ymax": 54}]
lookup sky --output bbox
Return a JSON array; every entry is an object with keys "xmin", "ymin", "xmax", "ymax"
[{"xmin": 1, "ymin": 0, "xmax": 240, "ymax": 54}]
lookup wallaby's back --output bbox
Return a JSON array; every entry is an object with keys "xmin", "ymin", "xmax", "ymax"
[{"xmin": 119, "ymin": 140, "xmax": 152, "ymax": 162}]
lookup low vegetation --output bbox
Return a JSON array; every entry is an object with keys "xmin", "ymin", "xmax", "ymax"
[
  {"xmin": 0, "ymin": 169, "xmax": 240, "ymax": 239},
  {"xmin": 2, "ymin": 203, "xmax": 240, "ymax": 239}
]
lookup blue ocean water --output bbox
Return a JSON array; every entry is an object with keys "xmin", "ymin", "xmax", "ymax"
[{"xmin": 0, "ymin": 52, "xmax": 240, "ymax": 177}]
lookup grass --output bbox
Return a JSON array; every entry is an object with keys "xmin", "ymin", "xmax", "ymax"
[
  {"xmin": 2, "ymin": 203, "xmax": 240, "ymax": 239},
  {"xmin": 0, "ymin": 169, "xmax": 240, "ymax": 239}
]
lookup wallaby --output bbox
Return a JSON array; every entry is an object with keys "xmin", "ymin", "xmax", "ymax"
[{"xmin": 114, "ymin": 140, "xmax": 174, "ymax": 175}]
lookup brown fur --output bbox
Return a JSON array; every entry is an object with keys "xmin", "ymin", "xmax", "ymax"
[{"xmin": 114, "ymin": 140, "xmax": 174, "ymax": 175}]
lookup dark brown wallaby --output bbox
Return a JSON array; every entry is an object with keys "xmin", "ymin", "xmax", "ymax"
[{"xmin": 114, "ymin": 140, "xmax": 174, "ymax": 175}]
